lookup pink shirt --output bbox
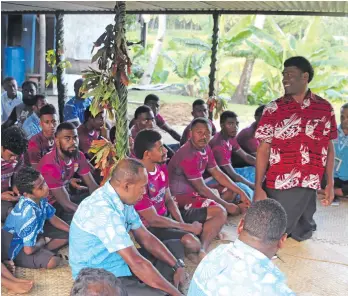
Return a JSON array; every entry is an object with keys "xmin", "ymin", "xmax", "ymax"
[
  {"xmin": 168, "ymin": 140, "xmax": 217, "ymax": 196},
  {"xmin": 27, "ymin": 132, "xmax": 55, "ymax": 165},
  {"xmin": 1, "ymin": 156, "xmax": 23, "ymax": 192},
  {"xmin": 77, "ymin": 125, "xmax": 100, "ymax": 157},
  {"xmin": 180, "ymin": 119, "xmax": 217, "ymax": 146},
  {"xmin": 236, "ymin": 122, "xmax": 259, "ymax": 155},
  {"xmin": 37, "ymin": 147, "xmax": 90, "ymax": 204},
  {"xmin": 134, "ymin": 164, "xmax": 168, "ymax": 227},
  {"xmin": 155, "ymin": 113, "xmax": 166, "ymax": 128},
  {"xmin": 209, "ymin": 132, "xmax": 241, "ymax": 166}
]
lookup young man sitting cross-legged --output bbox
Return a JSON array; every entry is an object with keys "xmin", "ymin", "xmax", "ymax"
[
  {"xmin": 133, "ymin": 129, "xmax": 205, "ymax": 261},
  {"xmin": 168, "ymin": 118, "xmax": 251, "ymax": 217}
]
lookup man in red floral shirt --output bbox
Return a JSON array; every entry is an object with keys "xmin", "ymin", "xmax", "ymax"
[{"xmin": 254, "ymin": 56, "xmax": 338, "ymax": 241}]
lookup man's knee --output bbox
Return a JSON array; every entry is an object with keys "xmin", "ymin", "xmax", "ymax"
[
  {"xmin": 181, "ymin": 233, "xmax": 201, "ymax": 252},
  {"xmin": 207, "ymin": 204, "xmax": 227, "ymax": 222},
  {"xmin": 46, "ymin": 256, "xmax": 60, "ymax": 269}
]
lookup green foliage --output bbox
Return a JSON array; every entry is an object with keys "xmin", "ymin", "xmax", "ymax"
[{"xmin": 45, "ymin": 49, "xmax": 72, "ymax": 87}]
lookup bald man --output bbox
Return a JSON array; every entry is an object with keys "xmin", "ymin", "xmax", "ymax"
[{"xmin": 69, "ymin": 159, "xmax": 186, "ymax": 296}]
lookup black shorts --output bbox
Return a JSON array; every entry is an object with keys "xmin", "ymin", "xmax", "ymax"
[
  {"xmin": 334, "ymin": 178, "xmax": 348, "ymax": 196},
  {"xmin": 180, "ymin": 207, "xmax": 207, "ymax": 224},
  {"xmin": 148, "ymin": 227, "xmax": 189, "ymax": 242},
  {"xmin": 2, "ymin": 229, "xmax": 55, "ymax": 269}
]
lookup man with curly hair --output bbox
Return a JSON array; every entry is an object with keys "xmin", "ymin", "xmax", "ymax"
[{"xmin": 1, "ymin": 126, "xmax": 28, "ymax": 222}]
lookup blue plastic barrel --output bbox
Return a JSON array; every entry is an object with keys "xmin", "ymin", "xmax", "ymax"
[{"xmin": 4, "ymin": 47, "xmax": 25, "ymax": 86}]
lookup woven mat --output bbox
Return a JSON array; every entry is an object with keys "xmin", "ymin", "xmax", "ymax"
[{"xmin": 2, "ymin": 200, "xmax": 348, "ymax": 296}]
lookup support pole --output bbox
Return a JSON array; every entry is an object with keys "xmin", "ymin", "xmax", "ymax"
[
  {"xmin": 208, "ymin": 13, "xmax": 220, "ymax": 120},
  {"xmin": 114, "ymin": 1, "xmax": 129, "ymax": 158},
  {"xmin": 55, "ymin": 12, "xmax": 67, "ymax": 123},
  {"xmin": 39, "ymin": 14, "xmax": 46, "ymax": 93}
]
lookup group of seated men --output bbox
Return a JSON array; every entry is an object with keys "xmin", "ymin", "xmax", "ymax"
[{"xmin": 1, "ymin": 72, "xmax": 347, "ymax": 295}]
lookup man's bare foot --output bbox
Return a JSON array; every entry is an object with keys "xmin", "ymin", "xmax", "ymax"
[
  {"xmin": 3, "ymin": 260, "xmax": 15, "ymax": 274},
  {"xmin": 14, "ymin": 277, "xmax": 34, "ymax": 284},
  {"xmin": 186, "ymin": 253, "xmax": 200, "ymax": 264},
  {"xmin": 8, "ymin": 281, "xmax": 33, "ymax": 294}
]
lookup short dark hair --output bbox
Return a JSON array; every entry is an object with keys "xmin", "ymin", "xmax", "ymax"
[
  {"xmin": 13, "ymin": 167, "xmax": 41, "ymax": 195},
  {"xmin": 2, "ymin": 77, "xmax": 15, "ymax": 85},
  {"xmin": 1, "ymin": 126, "xmax": 28, "ymax": 155},
  {"xmin": 22, "ymin": 80, "xmax": 38, "ymax": 90},
  {"xmin": 284, "ymin": 56, "xmax": 314, "ymax": 83},
  {"xmin": 134, "ymin": 105, "xmax": 152, "ymax": 119},
  {"xmin": 243, "ymin": 199, "xmax": 287, "ymax": 244},
  {"xmin": 190, "ymin": 117, "xmax": 211, "ymax": 130},
  {"xmin": 32, "ymin": 94, "xmax": 46, "ymax": 106},
  {"xmin": 74, "ymin": 78, "xmax": 83, "ymax": 89},
  {"xmin": 341, "ymin": 103, "xmax": 348, "ymax": 110},
  {"xmin": 254, "ymin": 105, "xmax": 266, "ymax": 117},
  {"xmin": 220, "ymin": 111, "xmax": 237, "ymax": 124},
  {"xmin": 192, "ymin": 99, "xmax": 206, "ymax": 109},
  {"xmin": 134, "ymin": 129, "xmax": 162, "ymax": 159},
  {"xmin": 55, "ymin": 122, "xmax": 76, "ymax": 137},
  {"xmin": 144, "ymin": 94, "xmax": 159, "ymax": 104},
  {"xmin": 39, "ymin": 104, "xmax": 57, "ymax": 118},
  {"xmin": 111, "ymin": 158, "xmax": 145, "ymax": 184},
  {"xmin": 71, "ymin": 268, "xmax": 128, "ymax": 296}
]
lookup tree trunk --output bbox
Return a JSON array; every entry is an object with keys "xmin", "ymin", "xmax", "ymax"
[
  {"xmin": 139, "ymin": 15, "xmax": 166, "ymax": 85},
  {"xmin": 39, "ymin": 15, "xmax": 46, "ymax": 93},
  {"xmin": 231, "ymin": 15, "xmax": 266, "ymax": 104}
]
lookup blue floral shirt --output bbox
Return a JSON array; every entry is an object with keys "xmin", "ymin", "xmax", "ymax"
[
  {"xmin": 3, "ymin": 197, "xmax": 56, "ymax": 260},
  {"xmin": 188, "ymin": 239, "xmax": 295, "ymax": 296},
  {"xmin": 22, "ymin": 112, "xmax": 41, "ymax": 139},
  {"xmin": 333, "ymin": 125, "xmax": 348, "ymax": 181},
  {"xmin": 69, "ymin": 181, "xmax": 143, "ymax": 279},
  {"xmin": 64, "ymin": 96, "xmax": 92, "ymax": 125}
]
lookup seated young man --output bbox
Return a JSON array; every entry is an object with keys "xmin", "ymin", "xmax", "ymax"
[
  {"xmin": 69, "ymin": 159, "xmax": 186, "ymax": 296},
  {"xmin": 130, "ymin": 94, "xmax": 182, "ymax": 150},
  {"xmin": 2, "ymin": 167, "xmax": 69, "ymax": 270},
  {"xmin": 168, "ymin": 118, "xmax": 251, "ymax": 219},
  {"xmin": 1, "ymin": 76, "xmax": 23, "ymax": 124},
  {"xmin": 77, "ymin": 107, "xmax": 104, "ymax": 159},
  {"xmin": 1, "ymin": 126, "xmax": 28, "ymax": 222},
  {"xmin": 233, "ymin": 105, "xmax": 265, "ymax": 167},
  {"xmin": 210, "ymin": 111, "xmax": 256, "ymax": 187},
  {"xmin": 330, "ymin": 103, "xmax": 348, "ymax": 199},
  {"xmin": 133, "ymin": 129, "xmax": 205, "ymax": 260},
  {"xmin": 2, "ymin": 80, "xmax": 38, "ymax": 129},
  {"xmin": 180, "ymin": 99, "xmax": 217, "ymax": 147},
  {"xmin": 64, "ymin": 78, "xmax": 92, "ymax": 127},
  {"xmin": 188, "ymin": 199, "xmax": 294, "ymax": 296},
  {"xmin": 37, "ymin": 122, "xmax": 99, "ymax": 224},
  {"xmin": 27, "ymin": 104, "xmax": 59, "ymax": 169},
  {"xmin": 22, "ymin": 94, "xmax": 48, "ymax": 139}
]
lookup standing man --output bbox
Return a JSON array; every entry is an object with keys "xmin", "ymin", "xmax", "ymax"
[
  {"xmin": 180, "ymin": 99, "xmax": 216, "ymax": 146},
  {"xmin": 22, "ymin": 94, "xmax": 48, "ymax": 139},
  {"xmin": 1, "ymin": 77, "xmax": 22, "ymax": 123},
  {"xmin": 64, "ymin": 79, "xmax": 92, "ymax": 127},
  {"xmin": 69, "ymin": 159, "xmax": 185, "ymax": 296},
  {"xmin": 254, "ymin": 56, "xmax": 338, "ymax": 241}
]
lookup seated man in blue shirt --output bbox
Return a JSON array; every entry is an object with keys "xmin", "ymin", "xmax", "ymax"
[
  {"xmin": 188, "ymin": 199, "xmax": 295, "ymax": 296},
  {"xmin": 69, "ymin": 158, "xmax": 186, "ymax": 296},
  {"xmin": 22, "ymin": 94, "xmax": 47, "ymax": 139},
  {"xmin": 2, "ymin": 167, "xmax": 70, "ymax": 269},
  {"xmin": 64, "ymin": 78, "xmax": 92, "ymax": 127},
  {"xmin": 333, "ymin": 103, "xmax": 348, "ymax": 198}
]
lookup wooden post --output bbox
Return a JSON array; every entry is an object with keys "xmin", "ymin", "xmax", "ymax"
[
  {"xmin": 208, "ymin": 13, "xmax": 220, "ymax": 120},
  {"xmin": 55, "ymin": 12, "xmax": 67, "ymax": 123}
]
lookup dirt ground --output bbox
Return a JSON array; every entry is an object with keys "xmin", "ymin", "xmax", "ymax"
[{"xmin": 159, "ymin": 102, "xmax": 193, "ymax": 126}]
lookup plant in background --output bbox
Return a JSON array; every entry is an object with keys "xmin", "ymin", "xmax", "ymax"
[{"xmin": 45, "ymin": 49, "xmax": 72, "ymax": 87}]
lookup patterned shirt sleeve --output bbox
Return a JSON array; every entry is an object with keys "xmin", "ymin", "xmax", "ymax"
[
  {"xmin": 129, "ymin": 207, "xmax": 143, "ymax": 230},
  {"xmin": 255, "ymin": 101, "xmax": 277, "ymax": 144},
  {"xmin": 17, "ymin": 207, "xmax": 40, "ymax": 247},
  {"xmin": 77, "ymin": 152, "xmax": 91, "ymax": 176}
]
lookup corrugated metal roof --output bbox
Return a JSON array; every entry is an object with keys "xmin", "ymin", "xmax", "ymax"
[{"xmin": 1, "ymin": 1, "xmax": 348, "ymax": 16}]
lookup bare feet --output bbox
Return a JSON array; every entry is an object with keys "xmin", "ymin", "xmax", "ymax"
[
  {"xmin": 3, "ymin": 260, "xmax": 15, "ymax": 274},
  {"xmin": 8, "ymin": 281, "xmax": 33, "ymax": 294},
  {"xmin": 186, "ymin": 253, "xmax": 200, "ymax": 264}
]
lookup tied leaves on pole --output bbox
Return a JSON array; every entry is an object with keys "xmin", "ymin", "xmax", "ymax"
[{"xmin": 84, "ymin": 1, "xmax": 132, "ymax": 184}]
